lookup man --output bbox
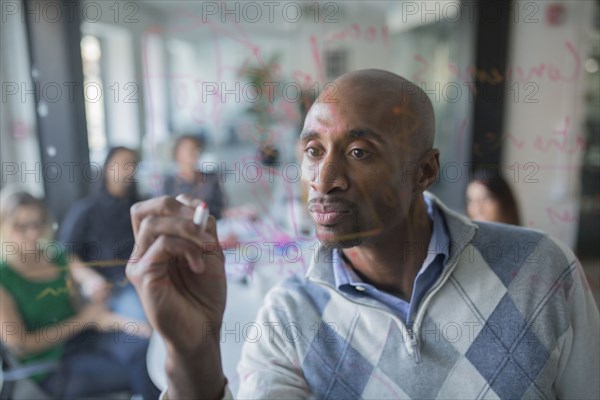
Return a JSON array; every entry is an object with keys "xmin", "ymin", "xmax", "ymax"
[{"xmin": 127, "ymin": 70, "xmax": 600, "ymax": 399}]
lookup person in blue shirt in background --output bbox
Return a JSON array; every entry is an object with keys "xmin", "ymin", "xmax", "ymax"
[{"xmin": 162, "ymin": 135, "xmax": 227, "ymax": 220}]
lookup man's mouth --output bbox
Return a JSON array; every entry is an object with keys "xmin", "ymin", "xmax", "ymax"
[
  {"xmin": 311, "ymin": 210, "xmax": 350, "ymax": 225},
  {"xmin": 308, "ymin": 203, "xmax": 352, "ymax": 226}
]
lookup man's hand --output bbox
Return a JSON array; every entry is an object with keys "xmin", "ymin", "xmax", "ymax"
[{"xmin": 126, "ymin": 196, "xmax": 227, "ymax": 399}]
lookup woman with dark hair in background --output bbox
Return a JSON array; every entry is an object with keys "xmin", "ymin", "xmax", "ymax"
[
  {"xmin": 0, "ymin": 189, "xmax": 159, "ymax": 398},
  {"xmin": 466, "ymin": 168, "xmax": 522, "ymax": 225},
  {"xmin": 59, "ymin": 146, "xmax": 147, "ymax": 323}
]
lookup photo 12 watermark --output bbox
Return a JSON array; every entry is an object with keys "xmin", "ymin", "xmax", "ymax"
[{"xmin": 1, "ymin": 1, "xmax": 140, "ymax": 24}]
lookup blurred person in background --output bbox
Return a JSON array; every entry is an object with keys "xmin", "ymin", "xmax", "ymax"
[
  {"xmin": 466, "ymin": 168, "xmax": 521, "ymax": 225},
  {"xmin": 162, "ymin": 134, "xmax": 227, "ymax": 220},
  {"xmin": 0, "ymin": 189, "xmax": 159, "ymax": 398},
  {"xmin": 59, "ymin": 146, "xmax": 147, "ymax": 323}
]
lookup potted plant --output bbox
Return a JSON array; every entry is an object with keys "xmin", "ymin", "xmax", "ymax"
[{"xmin": 239, "ymin": 54, "xmax": 282, "ymax": 165}]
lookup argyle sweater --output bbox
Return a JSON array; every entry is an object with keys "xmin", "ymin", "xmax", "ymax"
[{"xmin": 236, "ymin": 196, "xmax": 600, "ymax": 399}]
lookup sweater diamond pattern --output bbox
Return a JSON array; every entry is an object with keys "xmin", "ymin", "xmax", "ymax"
[{"xmin": 466, "ymin": 294, "xmax": 549, "ymax": 398}]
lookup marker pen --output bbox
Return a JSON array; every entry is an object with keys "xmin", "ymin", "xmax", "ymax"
[
  {"xmin": 176, "ymin": 194, "xmax": 210, "ymax": 232},
  {"xmin": 193, "ymin": 202, "xmax": 209, "ymax": 231}
]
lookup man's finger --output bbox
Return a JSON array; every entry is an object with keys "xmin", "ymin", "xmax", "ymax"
[
  {"xmin": 175, "ymin": 193, "xmax": 203, "ymax": 208},
  {"xmin": 132, "ymin": 215, "xmax": 207, "ymax": 260},
  {"xmin": 130, "ymin": 196, "xmax": 194, "ymax": 239},
  {"xmin": 127, "ymin": 235, "xmax": 207, "ymax": 288}
]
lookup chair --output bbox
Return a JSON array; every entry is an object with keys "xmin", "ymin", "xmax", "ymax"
[{"xmin": 0, "ymin": 342, "xmax": 56, "ymax": 399}]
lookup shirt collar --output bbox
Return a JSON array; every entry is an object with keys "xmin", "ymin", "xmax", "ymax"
[{"xmin": 333, "ymin": 194, "xmax": 450, "ymax": 289}]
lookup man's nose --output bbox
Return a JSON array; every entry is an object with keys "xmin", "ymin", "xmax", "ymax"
[{"xmin": 310, "ymin": 156, "xmax": 349, "ymax": 194}]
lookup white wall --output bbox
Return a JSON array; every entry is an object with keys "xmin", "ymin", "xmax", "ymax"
[
  {"xmin": 82, "ymin": 22, "xmax": 141, "ymax": 150},
  {"xmin": 0, "ymin": 0, "xmax": 44, "ymax": 197},
  {"xmin": 503, "ymin": 0, "xmax": 596, "ymax": 246},
  {"xmin": 79, "ymin": 0, "xmax": 165, "ymax": 146}
]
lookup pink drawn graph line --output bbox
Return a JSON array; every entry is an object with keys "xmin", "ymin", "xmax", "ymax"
[
  {"xmin": 141, "ymin": 14, "xmax": 326, "ymax": 243},
  {"xmin": 144, "ymin": 7, "xmax": 326, "ymax": 138},
  {"xmin": 171, "ymin": 9, "xmax": 297, "ymax": 132}
]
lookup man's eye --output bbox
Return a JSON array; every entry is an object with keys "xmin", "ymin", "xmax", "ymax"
[
  {"xmin": 305, "ymin": 147, "xmax": 321, "ymax": 158},
  {"xmin": 350, "ymin": 148, "xmax": 368, "ymax": 159}
]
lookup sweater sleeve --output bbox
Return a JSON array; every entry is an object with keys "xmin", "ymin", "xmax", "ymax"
[
  {"xmin": 554, "ymin": 252, "xmax": 600, "ymax": 399},
  {"xmin": 160, "ymin": 385, "xmax": 234, "ymax": 400},
  {"xmin": 236, "ymin": 297, "xmax": 312, "ymax": 399}
]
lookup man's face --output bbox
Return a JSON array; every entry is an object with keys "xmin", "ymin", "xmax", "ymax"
[{"xmin": 300, "ymin": 85, "xmax": 421, "ymax": 248}]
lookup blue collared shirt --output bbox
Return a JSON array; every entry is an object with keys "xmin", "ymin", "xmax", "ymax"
[{"xmin": 333, "ymin": 195, "xmax": 450, "ymax": 326}]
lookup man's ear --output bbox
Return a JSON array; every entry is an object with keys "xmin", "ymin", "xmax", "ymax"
[{"xmin": 417, "ymin": 149, "xmax": 440, "ymax": 191}]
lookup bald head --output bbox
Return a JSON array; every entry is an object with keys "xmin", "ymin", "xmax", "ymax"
[
  {"xmin": 316, "ymin": 69, "xmax": 435, "ymax": 158},
  {"xmin": 301, "ymin": 69, "xmax": 441, "ymax": 248}
]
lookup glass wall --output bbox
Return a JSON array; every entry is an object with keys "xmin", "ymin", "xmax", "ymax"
[{"xmin": 81, "ymin": 1, "xmax": 475, "ymax": 209}]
